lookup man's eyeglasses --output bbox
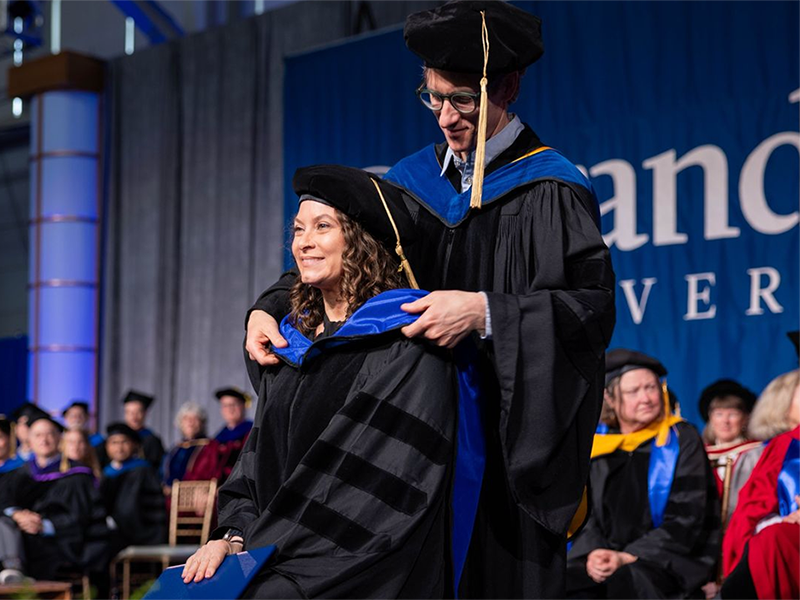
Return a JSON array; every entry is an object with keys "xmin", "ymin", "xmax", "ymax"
[{"xmin": 416, "ymin": 87, "xmax": 480, "ymax": 115}]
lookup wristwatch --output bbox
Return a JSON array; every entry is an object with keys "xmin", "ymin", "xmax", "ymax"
[{"xmin": 222, "ymin": 528, "xmax": 244, "ymax": 544}]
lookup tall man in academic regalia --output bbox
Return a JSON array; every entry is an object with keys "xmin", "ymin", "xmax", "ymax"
[
  {"xmin": 101, "ymin": 423, "xmax": 167, "ymax": 555},
  {"xmin": 122, "ymin": 389, "xmax": 165, "ymax": 469},
  {"xmin": 243, "ymin": 2, "xmax": 615, "ymax": 597},
  {"xmin": 566, "ymin": 349, "xmax": 720, "ymax": 599},
  {"xmin": 0, "ymin": 415, "xmax": 108, "ymax": 581}
]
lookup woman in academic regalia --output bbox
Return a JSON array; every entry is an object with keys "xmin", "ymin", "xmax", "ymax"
[
  {"xmin": 720, "ymin": 370, "xmax": 800, "ymax": 599},
  {"xmin": 181, "ymin": 165, "xmax": 460, "ymax": 599},
  {"xmin": 566, "ymin": 349, "xmax": 720, "ymax": 600},
  {"xmin": 161, "ymin": 402, "xmax": 211, "ymax": 491},
  {"xmin": 699, "ymin": 380, "xmax": 760, "ymax": 516}
]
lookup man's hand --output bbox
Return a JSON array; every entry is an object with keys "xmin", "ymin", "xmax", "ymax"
[
  {"xmin": 182, "ymin": 539, "xmax": 240, "ymax": 583},
  {"xmin": 585, "ymin": 549, "xmax": 637, "ymax": 583},
  {"xmin": 782, "ymin": 496, "xmax": 800, "ymax": 524},
  {"xmin": 12, "ymin": 509, "xmax": 43, "ymax": 535},
  {"xmin": 400, "ymin": 291, "xmax": 486, "ymax": 348},
  {"xmin": 245, "ymin": 310, "xmax": 286, "ymax": 366}
]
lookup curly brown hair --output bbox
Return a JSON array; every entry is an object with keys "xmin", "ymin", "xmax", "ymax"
[{"xmin": 289, "ymin": 209, "xmax": 405, "ymax": 337}]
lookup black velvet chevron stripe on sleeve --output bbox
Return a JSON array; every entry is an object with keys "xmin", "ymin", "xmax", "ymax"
[
  {"xmin": 339, "ymin": 392, "xmax": 451, "ymax": 465},
  {"xmin": 299, "ymin": 440, "xmax": 428, "ymax": 515},
  {"xmin": 270, "ymin": 486, "xmax": 390, "ymax": 553}
]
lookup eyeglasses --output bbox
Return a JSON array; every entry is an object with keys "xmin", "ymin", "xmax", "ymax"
[{"xmin": 416, "ymin": 87, "xmax": 480, "ymax": 114}]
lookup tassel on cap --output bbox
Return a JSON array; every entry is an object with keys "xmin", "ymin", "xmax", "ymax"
[
  {"xmin": 469, "ymin": 11, "xmax": 490, "ymax": 210},
  {"xmin": 656, "ymin": 379, "xmax": 672, "ymax": 447},
  {"xmin": 370, "ymin": 178, "xmax": 419, "ymax": 289}
]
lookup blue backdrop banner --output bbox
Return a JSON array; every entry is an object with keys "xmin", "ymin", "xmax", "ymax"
[
  {"xmin": 283, "ymin": 1, "xmax": 799, "ymax": 428},
  {"xmin": 0, "ymin": 335, "xmax": 28, "ymax": 417}
]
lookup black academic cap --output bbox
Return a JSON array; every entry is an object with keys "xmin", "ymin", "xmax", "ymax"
[
  {"xmin": 11, "ymin": 402, "xmax": 49, "ymax": 423},
  {"xmin": 605, "ymin": 348, "xmax": 667, "ymax": 387},
  {"xmin": 698, "ymin": 379, "xmax": 757, "ymax": 422},
  {"xmin": 122, "ymin": 390, "xmax": 155, "ymax": 410},
  {"xmin": 788, "ymin": 331, "xmax": 799, "ymax": 358},
  {"xmin": 106, "ymin": 422, "xmax": 141, "ymax": 444},
  {"xmin": 293, "ymin": 165, "xmax": 417, "ymax": 252},
  {"xmin": 0, "ymin": 416, "xmax": 12, "ymax": 437},
  {"xmin": 62, "ymin": 400, "xmax": 89, "ymax": 417},
  {"xmin": 214, "ymin": 387, "xmax": 250, "ymax": 404},
  {"xmin": 404, "ymin": 0, "xmax": 544, "ymax": 75},
  {"xmin": 27, "ymin": 413, "xmax": 64, "ymax": 433}
]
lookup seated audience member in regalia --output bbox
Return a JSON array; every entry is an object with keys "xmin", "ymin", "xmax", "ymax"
[
  {"xmin": 123, "ymin": 390, "xmax": 165, "ymax": 470},
  {"xmin": 566, "ymin": 349, "xmax": 720, "ymax": 599},
  {"xmin": 162, "ymin": 402, "xmax": 210, "ymax": 491},
  {"xmin": 186, "ymin": 388, "xmax": 254, "ymax": 485},
  {"xmin": 720, "ymin": 370, "xmax": 800, "ymax": 599},
  {"xmin": 62, "ymin": 428, "xmax": 102, "ymax": 480},
  {"xmin": 0, "ymin": 417, "xmax": 25, "ymax": 579},
  {"xmin": 212, "ymin": 387, "xmax": 252, "ymax": 477},
  {"xmin": 700, "ymin": 380, "xmax": 760, "ymax": 512},
  {"xmin": 10, "ymin": 403, "xmax": 49, "ymax": 461},
  {"xmin": 182, "ymin": 165, "xmax": 459, "ymax": 598},
  {"xmin": 0, "ymin": 417, "xmax": 23, "ymax": 478},
  {"xmin": 0, "ymin": 415, "xmax": 108, "ymax": 581},
  {"xmin": 62, "ymin": 400, "xmax": 104, "ymax": 448},
  {"xmin": 101, "ymin": 423, "xmax": 167, "ymax": 555}
]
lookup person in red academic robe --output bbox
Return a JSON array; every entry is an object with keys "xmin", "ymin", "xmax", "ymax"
[{"xmin": 721, "ymin": 417, "xmax": 800, "ymax": 599}]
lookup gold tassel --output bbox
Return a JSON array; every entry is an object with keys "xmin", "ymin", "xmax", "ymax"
[
  {"xmin": 656, "ymin": 379, "xmax": 672, "ymax": 446},
  {"xmin": 9, "ymin": 420, "xmax": 16, "ymax": 459},
  {"xmin": 469, "ymin": 10, "xmax": 491, "ymax": 210},
  {"xmin": 370, "ymin": 179, "xmax": 419, "ymax": 289}
]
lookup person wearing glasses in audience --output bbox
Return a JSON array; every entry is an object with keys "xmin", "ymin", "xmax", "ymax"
[
  {"xmin": 242, "ymin": 2, "xmax": 615, "ymax": 597},
  {"xmin": 699, "ymin": 380, "xmax": 761, "ymax": 521},
  {"xmin": 566, "ymin": 349, "xmax": 720, "ymax": 599},
  {"xmin": 182, "ymin": 165, "xmax": 462, "ymax": 598}
]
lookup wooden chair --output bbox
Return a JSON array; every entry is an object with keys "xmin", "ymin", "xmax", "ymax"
[{"xmin": 109, "ymin": 479, "xmax": 218, "ymax": 599}]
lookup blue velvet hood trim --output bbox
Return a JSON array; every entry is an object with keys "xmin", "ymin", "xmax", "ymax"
[
  {"xmin": 778, "ymin": 437, "xmax": 800, "ymax": 517},
  {"xmin": 273, "ymin": 289, "xmax": 486, "ymax": 593},
  {"xmin": 384, "ymin": 145, "xmax": 596, "ymax": 226}
]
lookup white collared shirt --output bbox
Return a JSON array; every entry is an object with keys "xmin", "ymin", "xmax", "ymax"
[{"xmin": 439, "ymin": 115, "xmax": 525, "ymax": 193}]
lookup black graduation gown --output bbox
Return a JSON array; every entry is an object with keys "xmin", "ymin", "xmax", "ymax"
[
  {"xmin": 101, "ymin": 460, "xmax": 167, "ymax": 554},
  {"xmin": 219, "ymin": 329, "xmax": 457, "ymax": 599},
  {"xmin": 0, "ymin": 458, "xmax": 109, "ymax": 579},
  {"xmin": 249, "ymin": 126, "xmax": 615, "ymax": 598},
  {"xmin": 566, "ymin": 422, "xmax": 721, "ymax": 598},
  {"xmin": 140, "ymin": 429, "xmax": 166, "ymax": 470}
]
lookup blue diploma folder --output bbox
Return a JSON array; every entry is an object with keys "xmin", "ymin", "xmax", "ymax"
[{"xmin": 143, "ymin": 546, "xmax": 276, "ymax": 600}]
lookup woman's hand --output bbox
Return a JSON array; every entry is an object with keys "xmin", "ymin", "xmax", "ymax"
[
  {"xmin": 181, "ymin": 539, "xmax": 241, "ymax": 583},
  {"xmin": 585, "ymin": 549, "xmax": 637, "ymax": 583}
]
